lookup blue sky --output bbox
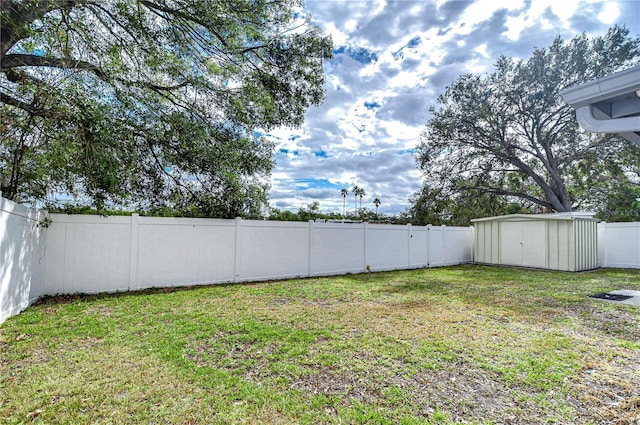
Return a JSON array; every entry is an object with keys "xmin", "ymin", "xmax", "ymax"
[{"xmin": 265, "ymin": 0, "xmax": 640, "ymax": 215}]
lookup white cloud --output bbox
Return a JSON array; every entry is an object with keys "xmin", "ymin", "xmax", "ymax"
[
  {"xmin": 323, "ymin": 21, "xmax": 348, "ymax": 46},
  {"xmin": 549, "ymin": 0, "xmax": 581, "ymax": 23},
  {"xmin": 456, "ymin": 0, "xmax": 524, "ymax": 35},
  {"xmin": 474, "ymin": 43, "xmax": 490, "ymax": 58},
  {"xmin": 597, "ymin": 3, "xmax": 620, "ymax": 25},
  {"xmin": 344, "ymin": 19, "xmax": 358, "ymax": 33},
  {"xmin": 504, "ymin": 15, "xmax": 527, "ymax": 40}
]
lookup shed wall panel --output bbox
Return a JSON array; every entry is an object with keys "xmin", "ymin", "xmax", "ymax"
[
  {"xmin": 521, "ymin": 221, "xmax": 546, "ymax": 268},
  {"xmin": 574, "ymin": 220, "xmax": 598, "ymax": 271},
  {"xmin": 547, "ymin": 221, "xmax": 559, "ymax": 270},
  {"xmin": 559, "ymin": 221, "xmax": 569, "ymax": 271},
  {"xmin": 474, "ymin": 222, "xmax": 484, "ymax": 263},
  {"xmin": 491, "ymin": 222, "xmax": 499, "ymax": 263},
  {"xmin": 475, "ymin": 221, "xmax": 499, "ymax": 264}
]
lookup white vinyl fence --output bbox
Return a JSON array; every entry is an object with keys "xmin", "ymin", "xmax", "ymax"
[
  {"xmin": 42, "ymin": 214, "xmax": 473, "ymax": 294},
  {"xmin": 0, "ymin": 197, "xmax": 46, "ymax": 324},
  {"xmin": 0, "ymin": 197, "xmax": 474, "ymax": 324},
  {"xmin": 598, "ymin": 221, "xmax": 640, "ymax": 269}
]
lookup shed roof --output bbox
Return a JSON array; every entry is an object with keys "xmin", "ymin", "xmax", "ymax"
[
  {"xmin": 560, "ymin": 65, "xmax": 640, "ymax": 146},
  {"xmin": 471, "ymin": 212, "xmax": 598, "ymax": 223}
]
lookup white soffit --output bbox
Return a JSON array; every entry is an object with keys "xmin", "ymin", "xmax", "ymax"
[{"xmin": 560, "ymin": 66, "xmax": 640, "ymax": 146}]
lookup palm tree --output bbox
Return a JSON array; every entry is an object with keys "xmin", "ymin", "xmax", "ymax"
[
  {"xmin": 351, "ymin": 185, "xmax": 360, "ymax": 214},
  {"xmin": 373, "ymin": 197, "xmax": 381, "ymax": 215},
  {"xmin": 357, "ymin": 187, "xmax": 366, "ymax": 210},
  {"xmin": 340, "ymin": 188, "xmax": 348, "ymax": 217}
]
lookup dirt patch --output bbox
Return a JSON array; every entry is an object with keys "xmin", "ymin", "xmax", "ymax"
[
  {"xmin": 562, "ymin": 303, "xmax": 640, "ymax": 342},
  {"xmin": 400, "ymin": 364, "xmax": 549, "ymax": 423},
  {"xmin": 32, "ymin": 293, "xmax": 86, "ymax": 306},
  {"xmin": 278, "ymin": 353, "xmax": 575, "ymax": 423},
  {"xmin": 287, "ymin": 358, "xmax": 534, "ymax": 422},
  {"xmin": 521, "ymin": 301, "xmax": 640, "ymax": 424},
  {"xmin": 567, "ymin": 349, "xmax": 640, "ymax": 425},
  {"xmin": 184, "ymin": 332, "xmax": 276, "ymax": 374},
  {"xmin": 269, "ymin": 297, "xmax": 292, "ymax": 306},
  {"xmin": 84, "ymin": 305, "xmax": 117, "ymax": 317}
]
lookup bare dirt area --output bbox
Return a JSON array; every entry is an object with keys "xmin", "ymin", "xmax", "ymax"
[{"xmin": 568, "ymin": 348, "xmax": 640, "ymax": 425}]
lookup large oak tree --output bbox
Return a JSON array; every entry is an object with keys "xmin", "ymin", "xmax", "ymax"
[
  {"xmin": 415, "ymin": 26, "xmax": 639, "ymax": 217},
  {"xmin": 0, "ymin": 0, "xmax": 331, "ymax": 216}
]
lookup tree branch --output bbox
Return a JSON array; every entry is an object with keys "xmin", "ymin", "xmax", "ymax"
[
  {"xmin": 139, "ymin": 0, "xmax": 228, "ymax": 48},
  {"xmin": 505, "ymin": 154, "xmax": 568, "ymax": 211},
  {"xmin": 114, "ymin": 76, "xmax": 191, "ymax": 92},
  {"xmin": 0, "ymin": 91, "xmax": 51, "ymax": 117},
  {"xmin": 475, "ymin": 186, "xmax": 554, "ymax": 210},
  {"xmin": 1, "ymin": 53, "xmax": 106, "ymax": 79}
]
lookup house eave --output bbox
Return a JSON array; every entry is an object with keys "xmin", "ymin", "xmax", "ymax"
[
  {"xmin": 560, "ymin": 65, "xmax": 640, "ymax": 146},
  {"xmin": 560, "ymin": 66, "xmax": 640, "ymax": 108}
]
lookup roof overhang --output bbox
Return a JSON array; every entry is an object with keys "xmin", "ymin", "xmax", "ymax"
[
  {"xmin": 560, "ymin": 65, "xmax": 640, "ymax": 146},
  {"xmin": 471, "ymin": 212, "xmax": 599, "ymax": 223}
]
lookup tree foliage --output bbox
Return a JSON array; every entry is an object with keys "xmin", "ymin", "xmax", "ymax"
[
  {"xmin": 588, "ymin": 164, "xmax": 640, "ymax": 222},
  {"xmin": 0, "ymin": 0, "xmax": 332, "ymax": 217},
  {"xmin": 405, "ymin": 181, "xmax": 531, "ymax": 226},
  {"xmin": 415, "ymin": 26, "xmax": 640, "ymax": 217}
]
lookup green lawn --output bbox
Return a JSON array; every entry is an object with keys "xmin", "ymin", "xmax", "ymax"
[{"xmin": 1, "ymin": 265, "xmax": 639, "ymax": 424}]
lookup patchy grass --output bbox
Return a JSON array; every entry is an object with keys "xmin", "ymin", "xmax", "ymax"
[{"xmin": 1, "ymin": 265, "xmax": 639, "ymax": 424}]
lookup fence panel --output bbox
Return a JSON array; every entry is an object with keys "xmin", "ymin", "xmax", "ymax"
[
  {"xmin": 310, "ymin": 222, "xmax": 365, "ymax": 276},
  {"xmin": 2, "ymin": 199, "xmax": 477, "ymax": 324},
  {"xmin": 238, "ymin": 220, "xmax": 310, "ymax": 281},
  {"xmin": 0, "ymin": 197, "xmax": 45, "ymax": 323},
  {"xmin": 445, "ymin": 227, "xmax": 474, "ymax": 265},
  {"xmin": 428, "ymin": 226, "xmax": 446, "ymax": 267},
  {"xmin": 44, "ymin": 215, "xmax": 132, "ymax": 295},
  {"xmin": 366, "ymin": 224, "xmax": 410, "ymax": 271},
  {"xmin": 136, "ymin": 217, "xmax": 236, "ymax": 289},
  {"xmin": 599, "ymin": 222, "xmax": 640, "ymax": 269}
]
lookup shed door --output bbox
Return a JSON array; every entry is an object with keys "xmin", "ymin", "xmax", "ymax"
[{"xmin": 499, "ymin": 221, "xmax": 546, "ymax": 268}]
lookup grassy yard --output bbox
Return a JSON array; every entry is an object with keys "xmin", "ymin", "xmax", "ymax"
[{"xmin": 1, "ymin": 265, "xmax": 639, "ymax": 424}]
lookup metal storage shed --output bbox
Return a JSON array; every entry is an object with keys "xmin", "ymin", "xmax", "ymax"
[{"xmin": 471, "ymin": 213, "xmax": 599, "ymax": 272}]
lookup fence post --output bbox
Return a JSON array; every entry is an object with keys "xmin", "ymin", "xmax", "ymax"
[
  {"xmin": 308, "ymin": 220, "xmax": 314, "ymax": 277},
  {"xmin": 597, "ymin": 222, "xmax": 607, "ymax": 268},
  {"xmin": 442, "ymin": 225, "xmax": 447, "ymax": 266},
  {"xmin": 426, "ymin": 224, "xmax": 431, "ymax": 267},
  {"xmin": 363, "ymin": 222, "xmax": 368, "ymax": 271},
  {"xmin": 234, "ymin": 217, "xmax": 242, "ymax": 283},
  {"xmin": 128, "ymin": 213, "xmax": 140, "ymax": 291},
  {"xmin": 469, "ymin": 226, "xmax": 475, "ymax": 264},
  {"xmin": 407, "ymin": 223, "xmax": 412, "ymax": 268}
]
